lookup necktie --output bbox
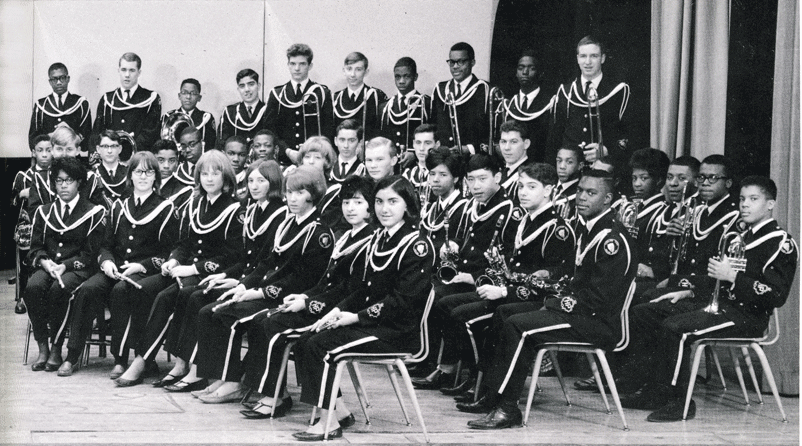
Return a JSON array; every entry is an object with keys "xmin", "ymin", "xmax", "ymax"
[
  {"xmin": 350, "ymin": 92, "xmax": 356, "ymax": 103},
  {"xmin": 295, "ymin": 83, "xmax": 302, "ymax": 99},
  {"xmin": 62, "ymin": 203, "xmax": 70, "ymax": 220},
  {"xmin": 521, "ymin": 94, "xmax": 528, "ymax": 110},
  {"xmin": 379, "ymin": 230, "xmax": 389, "ymax": 250},
  {"xmin": 124, "ymin": 89, "xmax": 131, "ymax": 102},
  {"xmin": 247, "ymin": 106, "xmax": 253, "ymax": 118},
  {"xmin": 584, "ymin": 81, "xmax": 592, "ymax": 99},
  {"xmin": 554, "ymin": 183, "xmax": 563, "ymax": 198},
  {"xmin": 399, "ymin": 95, "xmax": 406, "ymax": 110},
  {"xmin": 108, "ymin": 169, "xmax": 114, "ymax": 179},
  {"xmin": 455, "ymin": 83, "xmax": 462, "ymax": 98},
  {"xmin": 57, "ymin": 95, "xmax": 63, "ymax": 109},
  {"xmin": 136, "ymin": 198, "xmax": 142, "ymax": 209},
  {"xmin": 341, "ymin": 162, "xmax": 348, "ymax": 175}
]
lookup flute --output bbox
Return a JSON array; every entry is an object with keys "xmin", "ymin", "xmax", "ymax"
[
  {"xmin": 53, "ymin": 269, "xmax": 65, "ymax": 289},
  {"xmin": 175, "ymin": 276, "xmax": 184, "ymax": 289},
  {"xmin": 116, "ymin": 273, "xmax": 143, "ymax": 290},
  {"xmin": 319, "ymin": 316, "xmax": 340, "ymax": 330}
]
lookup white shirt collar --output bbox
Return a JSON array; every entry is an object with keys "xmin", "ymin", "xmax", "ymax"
[
  {"xmin": 102, "ymin": 161, "xmax": 120, "ymax": 176},
  {"xmin": 180, "ymin": 107, "xmax": 195, "ymax": 115},
  {"xmin": 750, "ymin": 218, "xmax": 774, "ymax": 234},
  {"xmin": 338, "ymin": 155, "xmax": 357, "ymax": 168},
  {"xmin": 558, "ymin": 177, "xmax": 579, "ymax": 190},
  {"xmin": 347, "ymin": 85, "xmax": 364, "ymax": 98},
  {"xmin": 383, "ymin": 220, "xmax": 405, "ymax": 238},
  {"xmin": 295, "ymin": 206, "xmax": 316, "ymax": 224},
  {"xmin": 456, "ymin": 74, "xmax": 475, "ymax": 94},
  {"xmin": 585, "ymin": 208, "xmax": 611, "ymax": 232},
  {"xmin": 293, "ymin": 78, "xmax": 310, "ymax": 93},
  {"xmin": 206, "ymin": 193, "xmax": 222, "ymax": 205},
  {"xmin": 59, "ymin": 194, "xmax": 80, "ymax": 213},
  {"xmin": 438, "ymin": 189, "xmax": 460, "ymax": 207},
  {"xmin": 506, "ymin": 155, "xmax": 528, "ymax": 173},
  {"xmin": 53, "ymin": 91, "xmax": 69, "ymax": 104},
  {"xmin": 122, "ymin": 84, "xmax": 139, "ymax": 98},
  {"xmin": 132, "ymin": 190, "xmax": 152, "ymax": 203},
  {"xmin": 580, "ymin": 73, "xmax": 603, "ymax": 93},
  {"xmin": 519, "ymin": 87, "xmax": 540, "ymax": 103},
  {"xmin": 706, "ymin": 193, "xmax": 730, "ymax": 214},
  {"xmin": 258, "ymin": 199, "xmax": 270, "ymax": 210}
]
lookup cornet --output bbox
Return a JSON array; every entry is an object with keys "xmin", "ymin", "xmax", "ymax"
[
  {"xmin": 704, "ymin": 232, "xmax": 747, "ymax": 314},
  {"xmin": 669, "ymin": 183, "xmax": 698, "ymax": 275},
  {"xmin": 584, "ymin": 85, "xmax": 604, "ymax": 162},
  {"xmin": 617, "ymin": 195, "xmax": 642, "ymax": 239},
  {"xmin": 437, "ymin": 218, "xmax": 460, "ymax": 281},
  {"xmin": 302, "ymin": 92, "xmax": 322, "ymax": 143},
  {"xmin": 444, "ymin": 91, "xmax": 463, "ymax": 154},
  {"xmin": 486, "ymin": 87, "xmax": 505, "ymax": 155}
]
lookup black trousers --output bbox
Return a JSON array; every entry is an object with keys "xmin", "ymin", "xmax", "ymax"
[
  {"xmin": 134, "ymin": 274, "xmax": 201, "ymax": 361},
  {"xmin": 25, "ymin": 268, "xmax": 88, "ymax": 345},
  {"xmin": 243, "ymin": 311, "xmax": 318, "ymax": 395},
  {"xmin": 424, "ymin": 279, "xmax": 475, "ymax": 365},
  {"xmin": 477, "ymin": 301, "xmax": 541, "ymax": 371},
  {"xmin": 109, "ymin": 272, "xmax": 164, "ymax": 364},
  {"xmin": 195, "ymin": 298, "xmax": 277, "ymax": 382},
  {"xmin": 433, "ymin": 291, "xmax": 501, "ymax": 365},
  {"xmin": 162, "ymin": 284, "xmax": 210, "ymax": 362}
]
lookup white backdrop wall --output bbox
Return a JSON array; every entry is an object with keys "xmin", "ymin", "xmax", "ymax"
[{"xmin": 1, "ymin": 0, "xmax": 496, "ymax": 158}]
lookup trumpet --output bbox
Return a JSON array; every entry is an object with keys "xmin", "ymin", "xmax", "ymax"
[
  {"xmin": 704, "ymin": 232, "xmax": 747, "ymax": 314},
  {"xmin": 669, "ymin": 184, "xmax": 698, "ymax": 275},
  {"xmin": 418, "ymin": 180, "xmax": 432, "ymax": 218},
  {"xmin": 437, "ymin": 217, "xmax": 460, "ymax": 281},
  {"xmin": 476, "ymin": 215, "xmax": 508, "ymax": 287},
  {"xmin": 302, "ymin": 92, "xmax": 322, "ymax": 143},
  {"xmin": 617, "ymin": 195, "xmax": 642, "ymax": 239},
  {"xmin": 487, "ymin": 87, "xmax": 505, "ymax": 155},
  {"xmin": 584, "ymin": 85, "xmax": 604, "ymax": 162},
  {"xmin": 444, "ymin": 90, "xmax": 463, "ymax": 154}
]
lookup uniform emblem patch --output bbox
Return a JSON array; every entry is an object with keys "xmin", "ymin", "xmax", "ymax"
[
  {"xmin": 560, "ymin": 296, "xmax": 577, "ymax": 313},
  {"xmin": 237, "ymin": 212, "xmax": 246, "ymax": 224},
  {"xmin": 555, "ymin": 226, "xmax": 569, "ymax": 241},
  {"xmin": 73, "ymin": 261, "xmax": 85, "ymax": 270},
  {"xmin": 265, "ymin": 285, "xmax": 281, "ymax": 299},
  {"xmin": 319, "ymin": 233, "xmax": 332, "ymax": 248},
  {"xmin": 678, "ymin": 278, "xmax": 694, "ymax": 288},
  {"xmin": 511, "ymin": 208, "xmax": 524, "ymax": 221},
  {"xmin": 413, "ymin": 240, "xmax": 429, "ymax": 257},
  {"xmin": 603, "ymin": 239, "xmax": 619, "ymax": 255},
  {"xmin": 781, "ymin": 240, "xmax": 794, "ymax": 254},
  {"xmin": 309, "ymin": 300, "xmax": 325, "ymax": 314},
  {"xmin": 205, "ymin": 261, "xmax": 219, "ymax": 272},
  {"xmin": 152, "ymin": 257, "xmax": 164, "ymax": 268},
  {"xmin": 753, "ymin": 281, "xmax": 771, "ymax": 295},
  {"xmin": 516, "ymin": 286, "xmax": 530, "ymax": 301},
  {"xmin": 367, "ymin": 302, "xmax": 384, "ymax": 318}
]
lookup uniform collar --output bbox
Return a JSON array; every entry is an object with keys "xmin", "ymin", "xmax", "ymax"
[
  {"xmin": 295, "ymin": 206, "xmax": 316, "ymax": 224},
  {"xmin": 438, "ymin": 189, "xmax": 460, "ymax": 207},
  {"xmin": 506, "ymin": 156, "xmax": 528, "ymax": 173},
  {"xmin": 580, "ymin": 73, "xmax": 603, "ymax": 92},
  {"xmin": 585, "ymin": 208, "xmax": 611, "ymax": 232},
  {"xmin": 519, "ymin": 87, "xmax": 540, "ymax": 103},
  {"xmin": 293, "ymin": 78, "xmax": 310, "ymax": 93},
  {"xmin": 527, "ymin": 202, "xmax": 553, "ymax": 221},
  {"xmin": 456, "ymin": 74, "xmax": 475, "ymax": 94},
  {"xmin": 58, "ymin": 194, "xmax": 80, "ymax": 212},
  {"xmin": 383, "ymin": 220, "xmax": 405, "ymax": 238},
  {"xmin": 750, "ymin": 218, "xmax": 775, "ymax": 234},
  {"xmin": 706, "ymin": 193, "xmax": 730, "ymax": 213},
  {"xmin": 122, "ymin": 84, "xmax": 139, "ymax": 97}
]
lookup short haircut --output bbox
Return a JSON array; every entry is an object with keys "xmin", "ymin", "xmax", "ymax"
[
  {"xmin": 119, "ymin": 52, "xmax": 142, "ymax": 69},
  {"xmin": 467, "ymin": 152, "xmax": 500, "ymax": 175},
  {"xmin": 365, "ymin": 137, "xmax": 397, "ymax": 157},
  {"xmin": 245, "ymin": 159, "xmax": 284, "ymax": 200},
  {"xmin": 32, "ymin": 134, "xmax": 52, "ymax": 148},
  {"xmin": 225, "ymin": 134, "xmax": 248, "ymax": 149},
  {"xmin": 394, "ymin": 57, "xmax": 417, "ymax": 75},
  {"xmin": 254, "ymin": 129, "xmax": 277, "ymax": 141},
  {"xmin": 557, "ymin": 145, "xmax": 584, "ymax": 162},
  {"xmin": 595, "ymin": 155, "xmax": 617, "ymax": 176},
  {"xmin": 50, "ymin": 156, "xmax": 87, "ymax": 187},
  {"xmin": 577, "ymin": 35, "xmax": 605, "ymax": 55},
  {"xmin": 740, "ymin": 175, "xmax": 777, "ymax": 200},
  {"xmin": 580, "ymin": 168, "xmax": 614, "ymax": 195},
  {"xmin": 48, "ymin": 62, "xmax": 68, "ymax": 75},
  {"xmin": 425, "ymin": 146, "xmax": 465, "ymax": 180},
  {"xmin": 298, "ymin": 136, "xmax": 337, "ymax": 176},
  {"xmin": 344, "ymin": 52, "xmax": 368, "ymax": 69},
  {"xmin": 50, "ymin": 126, "xmax": 82, "ymax": 147},
  {"xmin": 180, "ymin": 125, "xmax": 202, "ymax": 140},
  {"xmin": 499, "ymin": 120, "xmax": 529, "ymax": 141},
  {"xmin": 126, "ymin": 151, "xmax": 162, "ymax": 195},
  {"xmin": 287, "ymin": 43, "xmax": 313, "ymax": 63},
  {"xmin": 97, "ymin": 129, "xmax": 122, "ymax": 144},
  {"xmin": 629, "ymin": 148, "xmax": 670, "ymax": 183},
  {"xmin": 336, "ymin": 119, "xmax": 363, "ymax": 141},
  {"xmin": 153, "ymin": 139, "xmax": 179, "ymax": 155},
  {"xmin": 517, "ymin": 49, "xmax": 543, "ymax": 83},
  {"xmin": 341, "ymin": 175, "xmax": 376, "ymax": 221},
  {"xmin": 193, "ymin": 150, "xmax": 237, "ymax": 197},
  {"xmin": 671, "ymin": 155, "xmax": 701, "ymax": 175},
  {"xmin": 374, "ymin": 175, "xmax": 420, "ymax": 225},
  {"xmin": 180, "ymin": 78, "xmax": 201, "ymax": 93},
  {"xmin": 413, "ymin": 123, "xmax": 437, "ymax": 137},
  {"xmin": 520, "ymin": 162, "xmax": 558, "ymax": 186},
  {"xmin": 450, "ymin": 42, "xmax": 475, "ymax": 60},
  {"xmin": 236, "ymin": 68, "xmax": 259, "ymax": 84},
  {"xmin": 700, "ymin": 154, "xmax": 733, "ymax": 178},
  {"xmin": 285, "ymin": 165, "xmax": 327, "ymax": 206}
]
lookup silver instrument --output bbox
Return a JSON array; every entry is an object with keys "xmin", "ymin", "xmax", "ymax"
[
  {"xmin": 704, "ymin": 232, "xmax": 747, "ymax": 314},
  {"xmin": 585, "ymin": 85, "xmax": 604, "ymax": 161},
  {"xmin": 116, "ymin": 273, "xmax": 143, "ymax": 290},
  {"xmin": 444, "ymin": 91, "xmax": 463, "ymax": 154},
  {"xmin": 161, "ymin": 111, "xmax": 194, "ymax": 146},
  {"xmin": 486, "ymin": 87, "xmax": 505, "ymax": 155},
  {"xmin": 302, "ymin": 92, "xmax": 322, "ymax": 144},
  {"xmin": 437, "ymin": 218, "xmax": 459, "ymax": 281},
  {"xmin": 669, "ymin": 184, "xmax": 698, "ymax": 275},
  {"xmin": 617, "ymin": 196, "xmax": 642, "ymax": 239}
]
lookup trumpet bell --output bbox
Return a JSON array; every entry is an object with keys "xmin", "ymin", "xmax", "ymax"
[
  {"xmin": 475, "ymin": 275, "xmax": 497, "ymax": 287},
  {"xmin": 116, "ymin": 130, "xmax": 137, "ymax": 162},
  {"xmin": 438, "ymin": 265, "xmax": 457, "ymax": 282},
  {"xmin": 161, "ymin": 111, "xmax": 195, "ymax": 146}
]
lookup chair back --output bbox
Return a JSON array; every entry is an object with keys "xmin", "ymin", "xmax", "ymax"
[
  {"xmin": 761, "ymin": 307, "xmax": 781, "ymax": 346},
  {"xmin": 409, "ymin": 288, "xmax": 436, "ymax": 363},
  {"xmin": 613, "ymin": 280, "xmax": 637, "ymax": 352}
]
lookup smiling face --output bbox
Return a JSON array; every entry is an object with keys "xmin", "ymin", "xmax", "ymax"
[
  {"xmin": 237, "ymin": 75, "xmax": 259, "ymax": 104},
  {"xmin": 344, "ymin": 61, "xmax": 367, "ymax": 89},
  {"xmin": 32, "ymin": 140, "xmax": 53, "ymax": 169},
  {"xmin": 517, "ymin": 172, "xmax": 552, "ymax": 212},
  {"xmin": 576, "ymin": 43, "xmax": 605, "ymax": 80},
  {"xmin": 342, "ymin": 191, "xmax": 371, "ymax": 227},
  {"xmin": 375, "ymin": 185, "xmax": 407, "ymax": 229},
  {"xmin": 247, "ymin": 169, "xmax": 270, "ymax": 202},
  {"xmin": 466, "ymin": 168, "xmax": 500, "ymax": 204},
  {"xmin": 364, "ymin": 145, "xmax": 396, "ymax": 180},
  {"xmin": 288, "ymin": 55, "xmax": 311, "ymax": 83},
  {"xmin": 118, "ymin": 60, "xmax": 140, "ymax": 90},
  {"xmin": 739, "ymin": 185, "xmax": 774, "ymax": 225},
  {"xmin": 448, "ymin": 49, "xmax": 474, "ymax": 82}
]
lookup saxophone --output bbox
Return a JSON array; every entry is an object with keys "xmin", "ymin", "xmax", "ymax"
[
  {"xmin": 475, "ymin": 215, "xmax": 509, "ymax": 287},
  {"xmin": 437, "ymin": 217, "xmax": 460, "ymax": 281}
]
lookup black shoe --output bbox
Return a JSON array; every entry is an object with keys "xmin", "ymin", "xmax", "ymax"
[
  {"xmin": 152, "ymin": 373, "xmax": 184, "ymax": 388},
  {"xmin": 411, "ymin": 369, "xmax": 454, "ymax": 390},
  {"xmin": 240, "ymin": 396, "xmax": 293, "ymax": 419},
  {"xmin": 456, "ymin": 395, "xmax": 495, "ymax": 414},
  {"xmin": 292, "ymin": 427, "xmax": 343, "ymax": 441},
  {"xmin": 407, "ymin": 363, "xmax": 436, "ymax": 378},
  {"xmin": 574, "ymin": 376, "xmax": 602, "ymax": 391},
  {"xmin": 467, "ymin": 405, "xmax": 523, "ymax": 430},
  {"xmin": 164, "ymin": 379, "xmax": 208, "ymax": 393},
  {"xmin": 14, "ymin": 300, "xmax": 26, "ymax": 314},
  {"xmin": 441, "ymin": 376, "xmax": 475, "ymax": 396},
  {"xmin": 619, "ymin": 383, "xmax": 672, "ymax": 411},
  {"xmin": 31, "ymin": 360, "xmax": 47, "ymax": 372},
  {"xmin": 647, "ymin": 398, "xmax": 695, "ymax": 422},
  {"xmin": 454, "ymin": 389, "xmax": 475, "ymax": 403}
]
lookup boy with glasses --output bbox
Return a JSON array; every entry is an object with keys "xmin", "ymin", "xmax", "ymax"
[
  {"xmin": 94, "ymin": 130, "xmax": 130, "ymax": 206},
  {"xmin": 162, "ymin": 78, "xmax": 216, "ymax": 152},
  {"xmin": 29, "ymin": 63, "xmax": 92, "ymax": 153}
]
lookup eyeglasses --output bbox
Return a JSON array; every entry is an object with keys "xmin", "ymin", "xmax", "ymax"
[
  {"xmin": 179, "ymin": 91, "xmax": 200, "ymax": 97},
  {"xmin": 98, "ymin": 144, "xmax": 121, "ymax": 150},
  {"xmin": 179, "ymin": 140, "xmax": 201, "ymax": 149},
  {"xmin": 695, "ymin": 174, "xmax": 728, "ymax": 184},
  {"xmin": 54, "ymin": 177, "xmax": 76, "ymax": 185},
  {"xmin": 446, "ymin": 58, "xmax": 471, "ymax": 68},
  {"xmin": 132, "ymin": 169, "xmax": 156, "ymax": 177},
  {"xmin": 49, "ymin": 75, "xmax": 68, "ymax": 83}
]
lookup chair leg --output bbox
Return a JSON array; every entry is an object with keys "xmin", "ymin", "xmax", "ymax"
[
  {"xmin": 453, "ymin": 360, "xmax": 462, "ymax": 387},
  {"xmin": 346, "ymin": 362, "xmax": 371, "ymax": 424},
  {"xmin": 550, "ymin": 351, "xmax": 570, "ymax": 406},
  {"xmin": 272, "ymin": 344, "xmax": 293, "ymax": 417},
  {"xmin": 324, "ymin": 362, "xmax": 346, "ymax": 440},
  {"xmin": 523, "ymin": 349, "xmax": 547, "ymax": 427},
  {"xmin": 741, "ymin": 346, "xmax": 764, "ymax": 405},
  {"xmin": 586, "ymin": 352, "xmax": 610, "ymax": 414},
  {"xmin": 350, "ymin": 362, "xmax": 371, "ymax": 408},
  {"xmin": 710, "ymin": 348, "xmax": 727, "ymax": 390},
  {"xmin": 82, "ymin": 342, "xmax": 90, "ymax": 367},
  {"xmin": 683, "ymin": 344, "xmax": 705, "ymax": 420},
  {"xmin": 750, "ymin": 343, "xmax": 787, "ymax": 422},
  {"xmin": 728, "ymin": 348, "xmax": 750, "ymax": 406},
  {"xmin": 385, "ymin": 364, "xmax": 411, "ymax": 425},
  {"xmin": 473, "ymin": 371, "xmax": 483, "ymax": 403},
  {"xmin": 395, "ymin": 359, "xmax": 430, "ymax": 442},
  {"xmin": 23, "ymin": 320, "xmax": 32, "ymax": 365},
  {"xmin": 596, "ymin": 350, "xmax": 628, "ymax": 431}
]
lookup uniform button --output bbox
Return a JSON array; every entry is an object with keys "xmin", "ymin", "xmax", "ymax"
[
  {"xmin": 198, "ymin": 250, "xmax": 202, "ymax": 254},
  {"xmin": 327, "ymin": 273, "xmax": 331, "ymax": 278},
  {"xmin": 241, "ymin": 274, "xmax": 246, "ymax": 278},
  {"xmin": 274, "ymin": 266, "xmax": 278, "ymax": 270},
  {"xmin": 193, "ymin": 258, "xmax": 198, "ymax": 262},
  {"xmin": 515, "ymin": 262, "xmax": 521, "ymax": 267},
  {"xmin": 470, "ymin": 247, "xmax": 475, "ymax": 251},
  {"xmin": 463, "ymin": 260, "xmax": 467, "ymax": 264},
  {"xmin": 246, "ymin": 263, "xmax": 250, "ymax": 267},
  {"xmin": 691, "ymin": 259, "xmax": 696, "ymax": 265},
  {"xmin": 121, "ymin": 119, "xmax": 125, "ymax": 123},
  {"xmin": 123, "ymin": 260, "xmax": 129, "ymax": 265},
  {"xmin": 247, "ymin": 250, "xmax": 252, "ymax": 255},
  {"xmin": 56, "ymin": 253, "xmax": 62, "ymax": 257},
  {"xmin": 129, "ymin": 236, "xmax": 134, "ymax": 240},
  {"xmin": 583, "ymin": 128, "xmax": 587, "ymax": 132},
  {"xmin": 584, "ymin": 114, "xmax": 588, "ymax": 118},
  {"xmin": 367, "ymin": 281, "xmax": 372, "ymax": 286},
  {"xmin": 295, "ymin": 111, "xmax": 300, "ymax": 115},
  {"xmin": 296, "ymin": 123, "xmax": 301, "ymax": 126},
  {"xmin": 396, "ymin": 132, "xmax": 401, "ymax": 136},
  {"xmin": 198, "ymin": 240, "xmax": 203, "ymax": 244},
  {"xmin": 59, "ymin": 243, "xmax": 63, "ymax": 247},
  {"xmin": 295, "ymin": 133, "xmax": 300, "ymax": 137},
  {"xmin": 57, "ymin": 118, "xmax": 62, "ymax": 122},
  {"xmin": 126, "ymin": 248, "xmax": 131, "ymax": 253},
  {"xmin": 131, "ymin": 224, "xmax": 136, "ymax": 229},
  {"xmin": 263, "ymin": 275, "xmax": 267, "ymax": 279},
  {"xmin": 648, "ymin": 247, "xmax": 654, "ymax": 252}
]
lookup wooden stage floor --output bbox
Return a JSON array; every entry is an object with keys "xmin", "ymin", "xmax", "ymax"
[{"xmin": 0, "ymin": 271, "xmax": 797, "ymax": 445}]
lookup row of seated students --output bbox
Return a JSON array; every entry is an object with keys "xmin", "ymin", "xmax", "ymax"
[{"xmin": 12, "ymin": 116, "xmax": 797, "ymax": 439}]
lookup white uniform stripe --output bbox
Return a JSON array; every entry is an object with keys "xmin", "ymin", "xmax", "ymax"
[
  {"xmin": 119, "ymin": 316, "xmax": 132, "ymax": 356},
  {"xmin": 497, "ymin": 323, "xmax": 570, "ymax": 394},
  {"xmin": 671, "ymin": 321, "xmax": 736, "ymax": 385},
  {"xmin": 143, "ymin": 313, "xmax": 173, "ymax": 359},
  {"xmin": 316, "ymin": 336, "xmax": 378, "ymax": 408}
]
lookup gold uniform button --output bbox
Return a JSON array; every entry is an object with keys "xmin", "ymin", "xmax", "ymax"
[
  {"xmin": 129, "ymin": 236, "xmax": 134, "ymax": 240},
  {"xmin": 193, "ymin": 258, "xmax": 198, "ymax": 262},
  {"xmin": 59, "ymin": 243, "xmax": 63, "ymax": 247},
  {"xmin": 126, "ymin": 249, "xmax": 132, "ymax": 253}
]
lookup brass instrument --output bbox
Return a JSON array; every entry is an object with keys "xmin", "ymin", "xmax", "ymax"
[
  {"xmin": 516, "ymin": 274, "xmax": 569, "ymax": 296},
  {"xmin": 585, "ymin": 85, "xmax": 604, "ymax": 161},
  {"xmin": 437, "ymin": 218, "xmax": 460, "ymax": 281},
  {"xmin": 476, "ymin": 215, "xmax": 508, "ymax": 287},
  {"xmin": 704, "ymin": 232, "xmax": 747, "ymax": 314},
  {"xmin": 617, "ymin": 196, "xmax": 642, "ymax": 239},
  {"xmin": 161, "ymin": 111, "xmax": 194, "ymax": 145},
  {"xmin": 302, "ymin": 92, "xmax": 322, "ymax": 142},
  {"xmin": 444, "ymin": 91, "xmax": 463, "ymax": 154},
  {"xmin": 418, "ymin": 180, "xmax": 432, "ymax": 218},
  {"xmin": 487, "ymin": 87, "xmax": 506, "ymax": 155},
  {"xmin": 405, "ymin": 95, "xmax": 424, "ymax": 153},
  {"xmin": 669, "ymin": 184, "xmax": 698, "ymax": 275}
]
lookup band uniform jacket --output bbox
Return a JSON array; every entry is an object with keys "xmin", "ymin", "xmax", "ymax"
[
  {"xmin": 219, "ymin": 101, "xmax": 269, "ymax": 145},
  {"xmin": 95, "ymin": 164, "xmax": 130, "ymax": 207},
  {"xmin": 27, "ymin": 169, "xmax": 103, "ymax": 213},
  {"xmin": 98, "ymin": 194, "xmax": 177, "ymax": 274},
  {"xmin": 337, "ymin": 223, "xmax": 435, "ymax": 342},
  {"xmin": 95, "ymin": 86, "xmax": 162, "ymax": 155},
  {"xmin": 162, "ymin": 107, "xmax": 216, "ymax": 151},
  {"xmin": 552, "ymin": 178, "xmax": 579, "ymax": 222},
  {"xmin": 173, "ymin": 161, "xmax": 195, "ymax": 187},
  {"xmin": 29, "ymin": 92, "xmax": 93, "ymax": 151},
  {"xmin": 265, "ymin": 81, "xmax": 334, "ymax": 165},
  {"xmin": 170, "ymin": 193, "xmax": 242, "ymax": 278},
  {"xmin": 28, "ymin": 196, "xmax": 106, "ymax": 276},
  {"xmin": 505, "ymin": 204, "xmax": 576, "ymax": 303},
  {"xmin": 239, "ymin": 208, "xmax": 334, "ymax": 302},
  {"xmin": 500, "ymin": 158, "xmax": 532, "ymax": 214},
  {"xmin": 332, "ymin": 85, "xmax": 388, "ymax": 141},
  {"xmin": 380, "ymin": 91, "xmax": 432, "ymax": 153},
  {"xmin": 420, "ymin": 189, "xmax": 469, "ymax": 251},
  {"xmin": 222, "ymin": 200, "xmax": 288, "ymax": 281},
  {"xmin": 12, "ymin": 166, "xmax": 40, "ymax": 207},
  {"xmin": 550, "ymin": 76, "xmax": 630, "ymax": 166},
  {"xmin": 431, "ymin": 75, "xmax": 489, "ymax": 151},
  {"xmin": 452, "ymin": 188, "xmax": 518, "ymax": 278},
  {"xmin": 303, "ymin": 224, "xmax": 375, "ymax": 317},
  {"xmin": 631, "ymin": 193, "xmax": 672, "ymax": 282},
  {"xmin": 502, "ymin": 89, "xmax": 556, "ymax": 162},
  {"xmin": 159, "ymin": 173, "xmax": 194, "ymax": 214},
  {"xmin": 328, "ymin": 160, "xmax": 365, "ymax": 185},
  {"xmin": 402, "ymin": 165, "xmax": 428, "ymax": 191}
]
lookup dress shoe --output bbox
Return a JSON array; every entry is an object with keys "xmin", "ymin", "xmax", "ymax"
[
  {"xmin": 310, "ymin": 413, "xmax": 356, "ymax": 428},
  {"xmin": 467, "ymin": 405, "xmax": 523, "ymax": 430},
  {"xmin": 456, "ymin": 395, "xmax": 496, "ymax": 414},
  {"xmin": 57, "ymin": 360, "xmax": 78, "ymax": 377},
  {"xmin": 407, "ymin": 362, "xmax": 435, "ymax": 378},
  {"xmin": 199, "ymin": 387, "xmax": 249, "ymax": 404},
  {"xmin": 454, "ymin": 390, "xmax": 476, "ymax": 403},
  {"xmin": 153, "ymin": 373, "xmax": 184, "ymax": 388},
  {"xmin": 292, "ymin": 426, "xmax": 343, "ymax": 441},
  {"xmin": 441, "ymin": 377, "xmax": 475, "ymax": 396},
  {"xmin": 647, "ymin": 398, "xmax": 694, "ymax": 422},
  {"xmin": 115, "ymin": 375, "xmax": 144, "ymax": 387},
  {"xmin": 574, "ymin": 376, "xmax": 601, "ymax": 391},
  {"xmin": 31, "ymin": 361, "xmax": 47, "ymax": 372},
  {"xmin": 411, "ymin": 369, "xmax": 454, "ymax": 390},
  {"xmin": 109, "ymin": 364, "xmax": 126, "ymax": 380},
  {"xmin": 164, "ymin": 379, "xmax": 208, "ymax": 393},
  {"xmin": 240, "ymin": 396, "xmax": 293, "ymax": 419},
  {"xmin": 620, "ymin": 383, "xmax": 672, "ymax": 411},
  {"xmin": 44, "ymin": 361, "xmax": 62, "ymax": 372},
  {"xmin": 14, "ymin": 300, "xmax": 26, "ymax": 314}
]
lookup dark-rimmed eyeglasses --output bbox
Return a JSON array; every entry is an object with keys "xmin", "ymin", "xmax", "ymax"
[{"xmin": 695, "ymin": 174, "xmax": 728, "ymax": 184}]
